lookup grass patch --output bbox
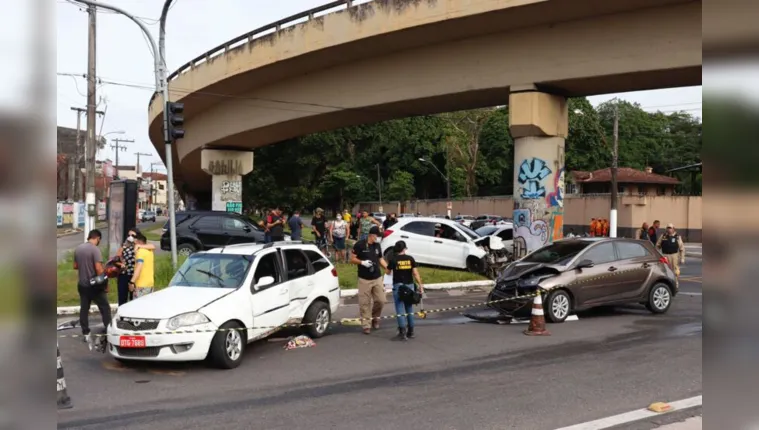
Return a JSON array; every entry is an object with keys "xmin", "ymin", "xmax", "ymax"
[
  {"xmin": 144, "ymin": 229, "xmax": 163, "ymax": 242},
  {"xmin": 333, "ymin": 262, "xmax": 486, "ymax": 290},
  {"xmin": 57, "ymin": 252, "xmax": 186, "ymax": 307}
]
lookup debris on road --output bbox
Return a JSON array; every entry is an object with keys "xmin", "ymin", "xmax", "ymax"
[{"xmin": 284, "ymin": 335, "xmax": 316, "ymax": 350}]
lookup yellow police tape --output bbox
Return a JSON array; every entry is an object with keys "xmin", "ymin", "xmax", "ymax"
[{"xmin": 56, "ymin": 269, "xmax": 675, "ymax": 338}]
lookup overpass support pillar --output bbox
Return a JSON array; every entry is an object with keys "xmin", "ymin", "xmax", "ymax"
[
  {"xmin": 508, "ymin": 86, "xmax": 568, "ymax": 258},
  {"xmin": 201, "ymin": 149, "xmax": 254, "ymax": 214}
]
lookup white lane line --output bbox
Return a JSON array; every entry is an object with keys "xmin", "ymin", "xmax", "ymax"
[
  {"xmin": 680, "ymin": 292, "xmax": 702, "ymax": 296},
  {"xmin": 554, "ymin": 395, "xmax": 702, "ymax": 430}
]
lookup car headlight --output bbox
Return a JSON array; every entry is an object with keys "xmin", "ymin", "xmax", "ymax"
[
  {"xmin": 166, "ymin": 312, "xmax": 210, "ymax": 330},
  {"xmin": 518, "ymin": 277, "xmax": 542, "ymax": 287}
]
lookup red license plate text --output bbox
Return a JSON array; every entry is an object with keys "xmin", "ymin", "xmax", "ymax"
[{"xmin": 119, "ymin": 336, "xmax": 146, "ymax": 348}]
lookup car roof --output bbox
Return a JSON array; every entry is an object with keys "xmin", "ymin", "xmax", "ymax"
[
  {"xmin": 394, "ymin": 216, "xmax": 458, "ymax": 225},
  {"xmin": 204, "ymin": 241, "xmax": 318, "ymax": 256}
]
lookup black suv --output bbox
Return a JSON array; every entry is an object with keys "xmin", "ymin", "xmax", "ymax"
[{"xmin": 160, "ymin": 211, "xmax": 286, "ymax": 255}]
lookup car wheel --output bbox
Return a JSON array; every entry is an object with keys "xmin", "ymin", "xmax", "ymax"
[
  {"xmin": 208, "ymin": 321, "xmax": 245, "ymax": 369},
  {"xmin": 466, "ymin": 256, "xmax": 485, "ymax": 274},
  {"xmin": 303, "ymin": 301, "xmax": 331, "ymax": 339},
  {"xmin": 177, "ymin": 243, "xmax": 196, "ymax": 256},
  {"xmin": 646, "ymin": 282, "xmax": 673, "ymax": 314},
  {"xmin": 545, "ymin": 289, "xmax": 571, "ymax": 323}
]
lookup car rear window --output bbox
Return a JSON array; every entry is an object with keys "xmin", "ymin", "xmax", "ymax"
[
  {"xmin": 475, "ymin": 226, "xmax": 498, "ymax": 236},
  {"xmin": 304, "ymin": 250, "xmax": 330, "ymax": 273}
]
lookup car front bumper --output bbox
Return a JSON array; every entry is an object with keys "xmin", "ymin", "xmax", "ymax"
[
  {"xmin": 487, "ymin": 284, "xmax": 535, "ymax": 317},
  {"xmin": 107, "ymin": 322, "xmax": 217, "ymax": 362}
]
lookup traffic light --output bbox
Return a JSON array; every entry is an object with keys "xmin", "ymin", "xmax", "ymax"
[{"xmin": 166, "ymin": 101, "xmax": 185, "ymax": 141}]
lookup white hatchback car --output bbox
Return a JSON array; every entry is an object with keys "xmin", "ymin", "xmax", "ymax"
[
  {"xmin": 381, "ymin": 217, "xmax": 500, "ymax": 272},
  {"xmin": 107, "ymin": 242, "xmax": 340, "ymax": 369}
]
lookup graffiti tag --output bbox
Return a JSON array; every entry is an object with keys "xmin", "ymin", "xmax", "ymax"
[
  {"xmin": 546, "ymin": 167, "xmax": 565, "ymax": 208},
  {"xmin": 518, "ymin": 158, "xmax": 552, "ymax": 199}
]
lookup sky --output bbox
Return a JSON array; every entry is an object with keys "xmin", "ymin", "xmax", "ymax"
[{"xmin": 50, "ymin": 0, "xmax": 709, "ymax": 172}]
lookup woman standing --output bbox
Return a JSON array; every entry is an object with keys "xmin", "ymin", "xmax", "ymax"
[
  {"xmin": 386, "ymin": 241, "xmax": 424, "ymax": 341},
  {"xmin": 330, "ymin": 214, "xmax": 348, "ymax": 263},
  {"xmin": 115, "ymin": 228, "xmax": 155, "ymax": 306}
]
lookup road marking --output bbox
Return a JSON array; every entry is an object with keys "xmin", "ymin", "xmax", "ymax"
[
  {"xmin": 680, "ymin": 292, "xmax": 702, "ymax": 296},
  {"xmin": 554, "ymin": 395, "xmax": 702, "ymax": 430}
]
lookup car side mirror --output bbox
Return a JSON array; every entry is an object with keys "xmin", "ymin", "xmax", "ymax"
[
  {"xmin": 254, "ymin": 276, "xmax": 275, "ymax": 290},
  {"xmin": 576, "ymin": 259, "xmax": 594, "ymax": 269}
]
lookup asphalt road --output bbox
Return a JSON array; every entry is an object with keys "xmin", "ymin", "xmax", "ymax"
[
  {"xmin": 57, "ymin": 259, "xmax": 702, "ymax": 430},
  {"xmin": 57, "ymin": 218, "xmax": 167, "ymax": 263}
]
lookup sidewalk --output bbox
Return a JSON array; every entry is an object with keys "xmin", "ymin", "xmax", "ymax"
[{"xmin": 657, "ymin": 416, "xmax": 701, "ymax": 429}]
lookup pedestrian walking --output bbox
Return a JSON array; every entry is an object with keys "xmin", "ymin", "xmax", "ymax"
[
  {"xmin": 129, "ymin": 233, "xmax": 155, "ymax": 299},
  {"xmin": 358, "ymin": 210, "xmax": 381, "ymax": 242},
  {"xmin": 330, "ymin": 213, "xmax": 348, "ymax": 263},
  {"xmin": 288, "ymin": 210, "xmax": 305, "ymax": 241},
  {"xmin": 656, "ymin": 223, "xmax": 685, "ymax": 290},
  {"xmin": 350, "ymin": 226, "xmax": 388, "ymax": 334},
  {"xmin": 267, "ymin": 207, "xmax": 286, "ymax": 242},
  {"xmin": 74, "ymin": 229, "xmax": 112, "ymax": 342},
  {"xmin": 648, "ymin": 220, "xmax": 661, "ymax": 245},
  {"xmin": 115, "ymin": 228, "xmax": 156, "ymax": 306},
  {"xmin": 387, "ymin": 241, "xmax": 424, "ymax": 340}
]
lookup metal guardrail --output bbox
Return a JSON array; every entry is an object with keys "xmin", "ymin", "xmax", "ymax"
[{"xmin": 150, "ymin": 0, "xmax": 360, "ymax": 104}]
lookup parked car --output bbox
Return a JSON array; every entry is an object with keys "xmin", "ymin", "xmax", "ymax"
[
  {"xmin": 474, "ymin": 223, "xmax": 515, "ymax": 257},
  {"xmin": 107, "ymin": 242, "xmax": 340, "ymax": 369},
  {"xmin": 380, "ymin": 217, "xmax": 511, "ymax": 274},
  {"xmin": 160, "ymin": 211, "xmax": 289, "ymax": 256},
  {"xmin": 370, "ymin": 212, "xmax": 387, "ymax": 224},
  {"xmin": 398, "ymin": 213, "xmax": 416, "ymax": 218},
  {"xmin": 483, "ymin": 237, "xmax": 678, "ymax": 323},
  {"xmin": 470, "ymin": 214, "xmax": 502, "ymax": 230},
  {"xmin": 141, "ymin": 210, "xmax": 157, "ymax": 223},
  {"xmin": 455, "ymin": 215, "xmax": 476, "ymax": 227}
]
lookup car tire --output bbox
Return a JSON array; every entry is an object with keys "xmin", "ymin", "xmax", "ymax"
[
  {"xmin": 545, "ymin": 289, "xmax": 572, "ymax": 323},
  {"xmin": 303, "ymin": 301, "xmax": 331, "ymax": 339},
  {"xmin": 646, "ymin": 282, "xmax": 673, "ymax": 314},
  {"xmin": 177, "ymin": 243, "xmax": 196, "ymax": 256},
  {"xmin": 208, "ymin": 321, "xmax": 246, "ymax": 369},
  {"xmin": 466, "ymin": 256, "xmax": 485, "ymax": 274}
]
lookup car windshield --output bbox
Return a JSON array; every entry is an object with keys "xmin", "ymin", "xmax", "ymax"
[
  {"xmin": 456, "ymin": 224, "xmax": 480, "ymax": 239},
  {"xmin": 522, "ymin": 241, "xmax": 591, "ymax": 265},
  {"xmin": 475, "ymin": 226, "xmax": 499, "ymax": 236},
  {"xmin": 169, "ymin": 253, "xmax": 254, "ymax": 289}
]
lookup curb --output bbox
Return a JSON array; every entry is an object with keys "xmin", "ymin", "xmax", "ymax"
[{"xmin": 57, "ymin": 280, "xmax": 495, "ymax": 316}]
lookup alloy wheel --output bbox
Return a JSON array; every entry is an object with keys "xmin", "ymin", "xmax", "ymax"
[
  {"xmin": 225, "ymin": 329, "xmax": 242, "ymax": 361},
  {"xmin": 315, "ymin": 309, "xmax": 330, "ymax": 334},
  {"xmin": 652, "ymin": 286, "xmax": 671, "ymax": 310},
  {"xmin": 551, "ymin": 294, "xmax": 570, "ymax": 320}
]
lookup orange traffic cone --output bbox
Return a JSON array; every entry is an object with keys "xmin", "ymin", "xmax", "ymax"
[{"xmin": 524, "ymin": 291, "xmax": 550, "ymax": 336}]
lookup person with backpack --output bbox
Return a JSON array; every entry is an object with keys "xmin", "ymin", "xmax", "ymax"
[{"xmin": 386, "ymin": 241, "xmax": 424, "ymax": 341}]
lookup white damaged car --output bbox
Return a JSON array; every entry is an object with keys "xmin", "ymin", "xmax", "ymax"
[{"xmin": 107, "ymin": 242, "xmax": 340, "ymax": 369}]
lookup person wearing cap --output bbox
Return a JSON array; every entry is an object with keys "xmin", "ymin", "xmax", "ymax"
[
  {"xmin": 350, "ymin": 225, "xmax": 388, "ymax": 334},
  {"xmin": 656, "ymin": 223, "xmax": 685, "ymax": 290},
  {"xmin": 311, "ymin": 208, "xmax": 328, "ymax": 248},
  {"xmin": 386, "ymin": 241, "xmax": 423, "ymax": 340}
]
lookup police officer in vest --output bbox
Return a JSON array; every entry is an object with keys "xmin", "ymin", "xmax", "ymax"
[{"xmin": 656, "ymin": 223, "xmax": 685, "ymax": 289}]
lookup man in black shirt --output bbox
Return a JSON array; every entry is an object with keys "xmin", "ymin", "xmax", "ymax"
[
  {"xmin": 267, "ymin": 207, "xmax": 286, "ymax": 242},
  {"xmin": 350, "ymin": 226, "xmax": 388, "ymax": 334},
  {"xmin": 383, "ymin": 213, "xmax": 398, "ymax": 230},
  {"xmin": 387, "ymin": 241, "xmax": 424, "ymax": 340},
  {"xmin": 311, "ymin": 208, "xmax": 328, "ymax": 247}
]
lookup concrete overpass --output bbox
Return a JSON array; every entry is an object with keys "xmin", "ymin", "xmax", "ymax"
[{"xmin": 148, "ymin": 0, "xmax": 701, "ymax": 255}]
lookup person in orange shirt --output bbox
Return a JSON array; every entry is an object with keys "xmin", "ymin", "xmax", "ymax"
[
  {"xmin": 594, "ymin": 219, "xmax": 606, "ymax": 237},
  {"xmin": 601, "ymin": 219, "xmax": 609, "ymax": 237},
  {"xmin": 589, "ymin": 218, "xmax": 598, "ymax": 237}
]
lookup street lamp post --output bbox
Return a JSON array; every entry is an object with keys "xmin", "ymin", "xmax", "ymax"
[
  {"xmin": 419, "ymin": 157, "xmax": 451, "ymax": 218},
  {"xmin": 356, "ymin": 174, "xmax": 382, "ymax": 211},
  {"xmin": 72, "ymin": 0, "xmax": 178, "ymax": 267}
]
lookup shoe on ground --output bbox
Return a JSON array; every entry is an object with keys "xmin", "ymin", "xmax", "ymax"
[
  {"xmin": 362, "ymin": 328, "xmax": 371, "ymax": 335},
  {"xmin": 407, "ymin": 328, "xmax": 415, "ymax": 339},
  {"xmin": 83, "ymin": 333, "xmax": 91, "ymax": 343},
  {"xmin": 372, "ymin": 320, "xmax": 380, "ymax": 330},
  {"xmin": 396, "ymin": 327, "xmax": 408, "ymax": 341}
]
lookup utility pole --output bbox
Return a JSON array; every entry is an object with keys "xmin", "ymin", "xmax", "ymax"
[
  {"xmin": 69, "ymin": 107, "xmax": 87, "ymax": 201},
  {"xmin": 110, "ymin": 138, "xmax": 133, "ymax": 169},
  {"xmin": 149, "ymin": 162, "xmax": 163, "ymax": 211},
  {"xmin": 134, "ymin": 152, "xmax": 152, "ymax": 210},
  {"xmin": 610, "ymin": 102, "xmax": 619, "ymax": 238},
  {"xmin": 84, "ymin": 4, "xmax": 99, "ymax": 239}
]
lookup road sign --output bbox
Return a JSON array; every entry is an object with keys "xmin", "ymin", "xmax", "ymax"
[{"xmin": 446, "ymin": 201, "xmax": 452, "ymax": 210}]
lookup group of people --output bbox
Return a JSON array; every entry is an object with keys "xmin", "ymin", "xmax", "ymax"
[
  {"xmin": 73, "ymin": 227, "xmax": 155, "ymax": 340},
  {"xmin": 639, "ymin": 220, "xmax": 686, "ymax": 286},
  {"xmin": 589, "ymin": 217, "xmax": 611, "ymax": 237}
]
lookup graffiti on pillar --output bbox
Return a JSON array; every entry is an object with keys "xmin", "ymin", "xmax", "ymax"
[
  {"xmin": 546, "ymin": 167, "xmax": 565, "ymax": 208},
  {"xmin": 517, "ymin": 157, "xmax": 552, "ymax": 199},
  {"xmin": 226, "ymin": 201, "xmax": 242, "ymax": 214},
  {"xmin": 207, "ymin": 160, "xmax": 243, "ymax": 176},
  {"xmin": 219, "ymin": 180, "xmax": 242, "ymax": 201},
  {"xmin": 512, "ymin": 208, "xmax": 549, "ymax": 258}
]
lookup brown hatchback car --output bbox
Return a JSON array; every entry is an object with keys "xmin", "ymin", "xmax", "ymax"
[{"xmin": 488, "ymin": 237, "xmax": 678, "ymax": 323}]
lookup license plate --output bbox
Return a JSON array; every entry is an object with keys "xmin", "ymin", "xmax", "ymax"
[{"xmin": 119, "ymin": 336, "xmax": 146, "ymax": 348}]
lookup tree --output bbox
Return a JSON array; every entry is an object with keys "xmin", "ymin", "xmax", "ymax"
[
  {"xmin": 385, "ymin": 170, "xmax": 416, "ymax": 203},
  {"xmin": 442, "ymin": 108, "xmax": 494, "ymax": 197}
]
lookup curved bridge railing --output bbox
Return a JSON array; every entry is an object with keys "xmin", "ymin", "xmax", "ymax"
[{"xmin": 150, "ymin": 0, "xmax": 363, "ymax": 104}]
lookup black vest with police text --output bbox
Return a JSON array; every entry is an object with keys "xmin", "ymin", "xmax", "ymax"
[{"xmin": 660, "ymin": 234, "xmax": 680, "ymax": 255}]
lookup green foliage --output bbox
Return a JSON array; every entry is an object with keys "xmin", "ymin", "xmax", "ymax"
[{"xmin": 242, "ymin": 97, "xmax": 702, "ymax": 210}]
